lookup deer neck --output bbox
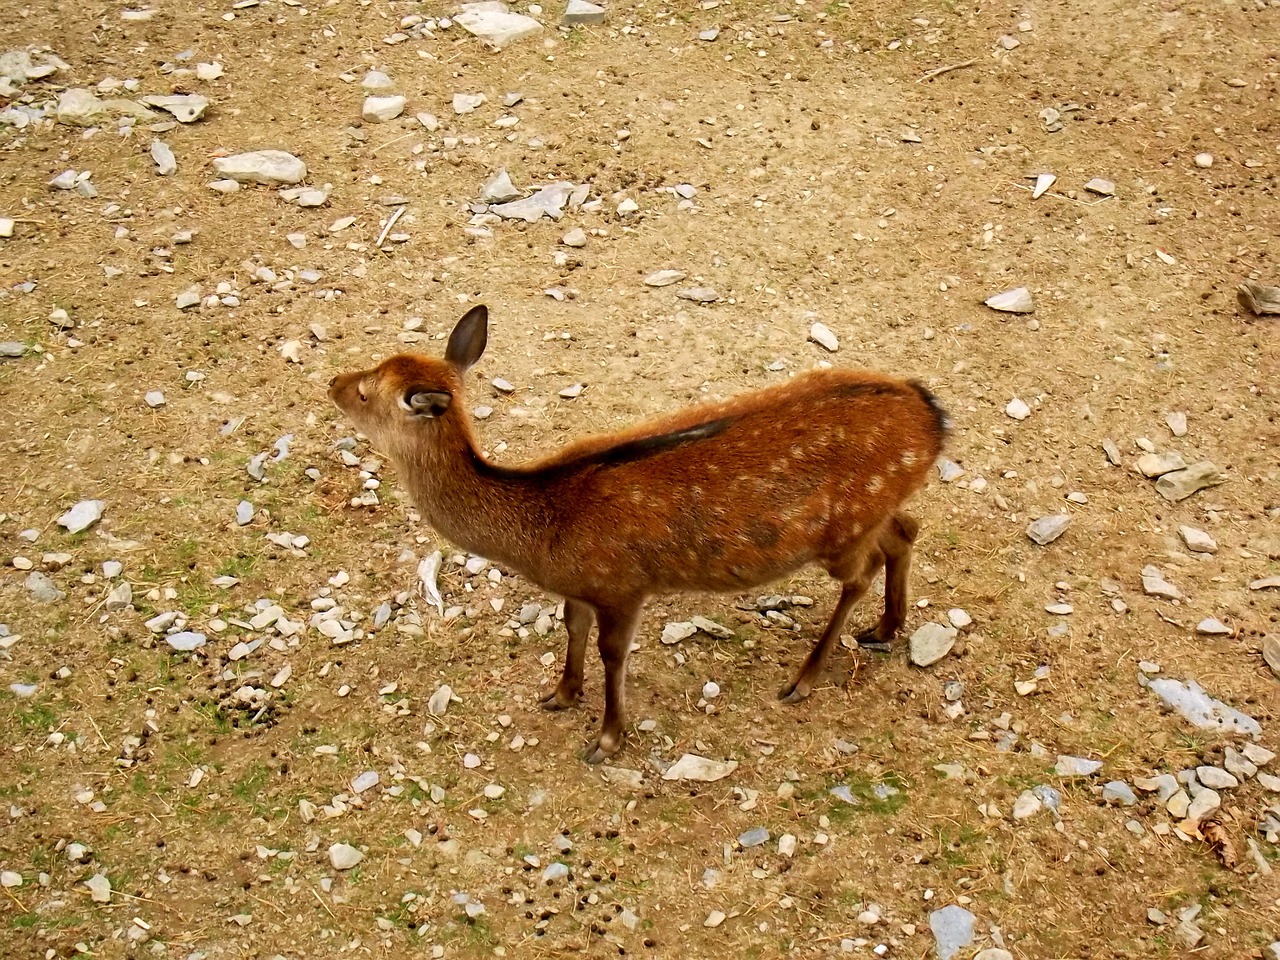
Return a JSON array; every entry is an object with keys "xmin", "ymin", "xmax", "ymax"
[{"xmin": 394, "ymin": 421, "xmax": 549, "ymax": 572}]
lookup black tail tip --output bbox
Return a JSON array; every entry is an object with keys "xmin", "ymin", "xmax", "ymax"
[{"xmin": 909, "ymin": 380, "xmax": 952, "ymax": 437}]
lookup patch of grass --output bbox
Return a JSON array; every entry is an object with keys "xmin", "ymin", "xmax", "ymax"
[
  {"xmin": 216, "ymin": 552, "xmax": 260, "ymax": 580},
  {"xmin": 16, "ymin": 702, "xmax": 59, "ymax": 733},
  {"xmin": 231, "ymin": 761, "xmax": 272, "ymax": 812}
]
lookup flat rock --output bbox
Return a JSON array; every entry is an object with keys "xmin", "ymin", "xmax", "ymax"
[
  {"xmin": 1195, "ymin": 618, "xmax": 1231, "ymax": 636},
  {"xmin": 85, "ymin": 873, "xmax": 111, "ymax": 903},
  {"xmin": 1026, "ymin": 513, "xmax": 1070, "ymax": 545},
  {"xmin": 1147, "ymin": 677, "xmax": 1260, "ymax": 737},
  {"xmin": 142, "ymin": 94, "xmax": 208, "ymax": 122},
  {"xmin": 1238, "ymin": 280, "xmax": 1280, "ymax": 316},
  {"xmin": 1084, "ymin": 178, "xmax": 1115, "ymax": 196},
  {"xmin": 1223, "ymin": 746, "xmax": 1257, "ymax": 779},
  {"xmin": 644, "ymin": 269, "xmax": 685, "ymax": 287},
  {"xmin": 26, "ymin": 572, "xmax": 65, "ymax": 603},
  {"xmin": 362, "ymin": 95, "xmax": 406, "ymax": 122},
  {"xmin": 361, "ymin": 70, "xmax": 394, "ymax": 90},
  {"xmin": 1166, "ymin": 411, "xmax": 1188, "ymax": 436},
  {"xmin": 1251, "ymin": 576, "xmax": 1280, "ymax": 591},
  {"xmin": 1136, "ymin": 451, "xmax": 1185, "ymax": 477},
  {"xmin": 1102, "ymin": 781, "xmax": 1137, "ymax": 805},
  {"xmin": 58, "ymin": 499, "xmax": 104, "ymax": 533},
  {"xmin": 562, "ymin": 227, "xmax": 587, "ymax": 247},
  {"xmin": 1187, "ymin": 788, "xmax": 1221, "ymax": 820},
  {"xmin": 985, "ymin": 286, "xmax": 1034, "ymax": 313},
  {"xmin": 662, "ymin": 753, "xmax": 737, "ymax": 782},
  {"xmin": 455, "ymin": 2, "xmax": 543, "ymax": 49},
  {"xmin": 328, "ymin": 842, "xmax": 364, "ymax": 870},
  {"xmin": 1055, "ymin": 755, "xmax": 1102, "ymax": 777},
  {"xmin": 1005, "ymin": 397, "xmax": 1031, "ymax": 420},
  {"xmin": 677, "ymin": 287, "xmax": 719, "ymax": 303},
  {"xmin": 1013, "ymin": 792, "xmax": 1042, "ymax": 820},
  {"xmin": 909, "ymin": 622, "xmax": 957, "ymax": 667},
  {"xmin": 564, "ymin": 0, "xmax": 607, "ymax": 25},
  {"xmin": 165, "ymin": 631, "xmax": 206, "ymax": 652},
  {"xmin": 428, "ymin": 684, "xmax": 453, "ymax": 715},
  {"xmin": 1134, "ymin": 773, "xmax": 1180, "ymax": 800},
  {"xmin": 809, "ymin": 322, "xmax": 839, "ymax": 352},
  {"xmin": 1195, "ymin": 765, "xmax": 1237, "ymax": 790},
  {"xmin": 491, "ymin": 182, "xmax": 575, "ymax": 222},
  {"xmin": 929, "ymin": 905, "xmax": 975, "ymax": 960},
  {"xmin": 661, "ymin": 621, "xmax": 697, "ymax": 644},
  {"xmin": 1141, "ymin": 565, "xmax": 1181, "ymax": 600},
  {"xmin": 1155, "ymin": 461, "xmax": 1224, "ymax": 502},
  {"xmin": 452, "ymin": 91, "xmax": 487, "ymax": 114},
  {"xmin": 1179, "ymin": 525, "xmax": 1217, "ymax": 553},
  {"xmin": 150, "ymin": 140, "xmax": 176, "ymax": 175},
  {"xmin": 690, "ymin": 615, "xmax": 733, "ymax": 639},
  {"xmin": 480, "ymin": 168, "xmax": 521, "ymax": 203},
  {"xmin": 738, "ymin": 826, "xmax": 769, "ymax": 847},
  {"xmin": 1262, "ymin": 635, "xmax": 1280, "ymax": 679},
  {"xmin": 212, "ymin": 150, "xmax": 307, "ymax": 185},
  {"xmin": 0, "ymin": 342, "xmax": 25, "ymax": 358}
]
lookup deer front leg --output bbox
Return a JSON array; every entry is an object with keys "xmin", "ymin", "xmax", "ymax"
[
  {"xmin": 583, "ymin": 603, "xmax": 642, "ymax": 764},
  {"xmin": 540, "ymin": 599, "xmax": 594, "ymax": 710}
]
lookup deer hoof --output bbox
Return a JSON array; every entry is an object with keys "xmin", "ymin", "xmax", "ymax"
[
  {"xmin": 583, "ymin": 734, "xmax": 622, "ymax": 764},
  {"xmin": 777, "ymin": 681, "xmax": 810, "ymax": 705},
  {"xmin": 539, "ymin": 689, "xmax": 580, "ymax": 711}
]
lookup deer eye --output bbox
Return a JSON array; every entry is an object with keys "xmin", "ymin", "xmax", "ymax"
[{"xmin": 357, "ymin": 383, "xmax": 368, "ymax": 402}]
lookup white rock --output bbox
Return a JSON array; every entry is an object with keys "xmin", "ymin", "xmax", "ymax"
[
  {"xmin": 946, "ymin": 608, "xmax": 972, "ymax": 629},
  {"xmin": 661, "ymin": 621, "xmax": 697, "ymax": 644},
  {"xmin": 85, "ymin": 873, "xmax": 112, "ymax": 902},
  {"xmin": 455, "ymin": 2, "xmax": 542, "ymax": 49},
  {"xmin": 1141, "ymin": 565, "xmax": 1181, "ymax": 600},
  {"xmin": 777, "ymin": 834, "xmax": 796, "ymax": 857},
  {"xmin": 702, "ymin": 680, "xmax": 720, "ymax": 699},
  {"xmin": 196, "ymin": 61, "xmax": 224, "ymax": 81},
  {"xmin": 1166, "ymin": 411, "xmax": 1188, "ymax": 436},
  {"xmin": 985, "ymin": 286, "xmax": 1034, "ymax": 313},
  {"xmin": 704, "ymin": 910, "xmax": 727, "ymax": 928},
  {"xmin": 351, "ymin": 770, "xmax": 380, "ymax": 793},
  {"xmin": 909, "ymin": 623, "xmax": 957, "ymax": 667},
  {"xmin": 144, "ymin": 390, "xmax": 166, "ymax": 408},
  {"xmin": 491, "ymin": 182, "xmax": 576, "ymax": 222},
  {"xmin": 361, "ymin": 70, "xmax": 394, "ymax": 90},
  {"xmin": 150, "ymin": 140, "xmax": 177, "ymax": 175},
  {"xmin": 564, "ymin": 0, "xmax": 607, "ymax": 25},
  {"xmin": 453, "ymin": 92, "xmax": 487, "ymax": 114},
  {"xmin": 562, "ymin": 227, "xmax": 587, "ymax": 247},
  {"xmin": 1146, "ymin": 678, "xmax": 1260, "ymax": 737},
  {"xmin": 0, "ymin": 218, "xmax": 13, "ymax": 238},
  {"xmin": 1083, "ymin": 178, "xmax": 1115, "ymax": 196},
  {"xmin": 328, "ymin": 843, "xmax": 364, "ymax": 870},
  {"xmin": 662, "ymin": 753, "xmax": 738, "ymax": 782},
  {"xmin": 1031, "ymin": 173, "xmax": 1056, "ymax": 199},
  {"xmin": 1026, "ymin": 513, "xmax": 1070, "ymax": 545},
  {"xmin": 1055, "ymin": 755, "xmax": 1102, "ymax": 777},
  {"xmin": 58, "ymin": 499, "xmax": 104, "ymax": 534},
  {"xmin": 1194, "ymin": 152, "xmax": 1213, "ymax": 168},
  {"xmin": 428, "ymin": 684, "xmax": 453, "ymax": 715},
  {"xmin": 644, "ymin": 269, "xmax": 685, "ymax": 287},
  {"xmin": 809, "ymin": 322, "xmax": 839, "ymax": 352},
  {"xmin": 1195, "ymin": 618, "xmax": 1231, "ymax": 636},
  {"xmin": 0, "ymin": 870, "xmax": 20, "ymax": 888},
  {"xmin": 1005, "ymin": 397, "xmax": 1031, "ymax": 420},
  {"xmin": 165, "ymin": 632, "xmax": 206, "ymax": 652},
  {"xmin": 1012, "ymin": 790, "xmax": 1042, "ymax": 819},
  {"xmin": 1186, "ymin": 788, "xmax": 1221, "ymax": 820},
  {"xmin": 1195, "ymin": 766, "xmax": 1238, "ymax": 790},
  {"xmin": 481, "ymin": 168, "xmax": 521, "ymax": 203},
  {"xmin": 212, "ymin": 150, "xmax": 307, "ymax": 185},
  {"xmin": 1178, "ymin": 526, "xmax": 1217, "ymax": 553},
  {"xmin": 142, "ymin": 94, "xmax": 208, "ymax": 123},
  {"xmin": 363, "ymin": 95, "xmax": 406, "ymax": 122}
]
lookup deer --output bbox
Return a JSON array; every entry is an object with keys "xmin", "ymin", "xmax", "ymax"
[{"xmin": 328, "ymin": 304, "xmax": 949, "ymax": 763}]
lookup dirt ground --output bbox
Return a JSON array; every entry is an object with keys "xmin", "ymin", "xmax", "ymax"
[{"xmin": 2, "ymin": 0, "xmax": 1279, "ymax": 957}]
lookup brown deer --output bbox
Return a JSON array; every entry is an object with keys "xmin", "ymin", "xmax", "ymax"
[{"xmin": 328, "ymin": 305, "xmax": 948, "ymax": 763}]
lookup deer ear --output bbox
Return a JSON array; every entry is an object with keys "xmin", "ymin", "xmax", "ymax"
[
  {"xmin": 405, "ymin": 389, "xmax": 452, "ymax": 418},
  {"xmin": 445, "ymin": 304, "xmax": 488, "ymax": 372}
]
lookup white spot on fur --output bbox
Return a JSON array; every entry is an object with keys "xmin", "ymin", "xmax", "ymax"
[
  {"xmin": 900, "ymin": 451, "xmax": 917, "ymax": 468},
  {"xmin": 866, "ymin": 475, "xmax": 883, "ymax": 494}
]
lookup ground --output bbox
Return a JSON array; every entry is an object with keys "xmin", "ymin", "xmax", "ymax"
[{"xmin": 1, "ymin": 0, "xmax": 1279, "ymax": 957}]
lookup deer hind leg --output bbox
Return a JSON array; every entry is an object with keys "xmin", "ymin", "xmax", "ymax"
[
  {"xmin": 778, "ymin": 538, "xmax": 885, "ymax": 705},
  {"xmin": 583, "ymin": 602, "xmax": 643, "ymax": 764},
  {"xmin": 540, "ymin": 598, "xmax": 594, "ymax": 711},
  {"xmin": 854, "ymin": 510, "xmax": 918, "ymax": 645}
]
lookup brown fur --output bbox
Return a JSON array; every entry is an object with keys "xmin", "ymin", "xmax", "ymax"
[{"xmin": 329, "ymin": 305, "xmax": 948, "ymax": 763}]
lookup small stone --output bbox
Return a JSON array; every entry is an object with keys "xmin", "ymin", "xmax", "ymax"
[
  {"xmin": 1055, "ymin": 755, "xmax": 1102, "ymax": 777},
  {"xmin": 142, "ymin": 93, "xmax": 208, "ymax": 123},
  {"xmin": 1155, "ymin": 461, "xmax": 1225, "ymax": 502},
  {"xmin": 809, "ymin": 322, "xmax": 839, "ymax": 352},
  {"xmin": 1264, "ymin": 636, "xmax": 1280, "ymax": 679},
  {"xmin": 559, "ymin": 383, "xmax": 584, "ymax": 399},
  {"xmin": 176, "ymin": 288, "xmax": 201, "ymax": 309},
  {"xmin": 1195, "ymin": 766, "xmax": 1238, "ymax": 790},
  {"xmin": 909, "ymin": 623, "xmax": 957, "ymax": 667},
  {"xmin": 564, "ymin": 0, "xmax": 607, "ymax": 25},
  {"xmin": 1195, "ymin": 618, "xmax": 1231, "ymax": 636},
  {"xmin": 1005, "ymin": 397, "xmax": 1031, "ymax": 420},
  {"xmin": 1178, "ymin": 526, "xmax": 1217, "ymax": 553},
  {"xmin": 1141, "ymin": 565, "xmax": 1182, "ymax": 600},
  {"xmin": 361, "ymin": 70, "xmax": 394, "ymax": 90},
  {"xmin": 165, "ymin": 631, "xmax": 206, "ymax": 652},
  {"xmin": 699, "ymin": 28, "xmax": 719, "ymax": 41},
  {"xmin": 1083, "ymin": 178, "xmax": 1115, "ymax": 196},
  {"xmin": 1194, "ymin": 152, "xmax": 1213, "ymax": 168},
  {"xmin": 454, "ymin": 5, "xmax": 542, "ymax": 49},
  {"xmin": 661, "ymin": 621, "xmax": 697, "ymax": 644},
  {"xmin": 428, "ymin": 684, "xmax": 453, "ymax": 715},
  {"xmin": 0, "ymin": 341, "xmax": 25, "ymax": 357},
  {"xmin": 1242, "ymin": 743, "xmax": 1275, "ymax": 766},
  {"xmin": 1187, "ymin": 788, "xmax": 1220, "ymax": 820},
  {"xmin": 144, "ymin": 390, "xmax": 166, "ymax": 408},
  {"xmin": 1166, "ymin": 411, "xmax": 1188, "ymax": 436},
  {"xmin": 212, "ymin": 150, "xmax": 307, "ymax": 186},
  {"xmin": 1026, "ymin": 513, "xmax": 1070, "ymax": 545},
  {"xmin": 235, "ymin": 500, "xmax": 255, "ymax": 526},
  {"xmin": 105, "ymin": 581, "xmax": 132, "ymax": 611},
  {"xmin": 0, "ymin": 219, "xmax": 13, "ymax": 239},
  {"xmin": 542, "ymin": 861, "xmax": 569, "ymax": 882},
  {"xmin": 561, "ymin": 227, "xmax": 587, "ymax": 247},
  {"xmin": 363, "ymin": 95, "xmax": 406, "ymax": 122},
  {"xmin": 616, "ymin": 197, "xmax": 639, "ymax": 215},
  {"xmin": 196, "ymin": 61, "xmax": 224, "ymax": 80},
  {"xmin": 985, "ymin": 287, "xmax": 1034, "ymax": 313},
  {"xmin": 936, "ymin": 458, "xmax": 964, "ymax": 482},
  {"xmin": 1102, "ymin": 438, "xmax": 1123, "ymax": 465},
  {"xmin": 1136, "ymin": 451, "xmax": 1185, "ymax": 478},
  {"xmin": 0, "ymin": 870, "xmax": 20, "ymax": 888},
  {"xmin": 662, "ymin": 753, "xmax": 737, "ymax": 782},
  {"xmin": 704, "ymin": 910, "xmax": 727, "ymax": 928},
  {"xmin": 1012, "ymin": 791, "xmax": 1042, "ymax": 819},
  {"xmin": 690, "ymin": 615, "xmax": 733, "ymax": 639},
  {"xmin": 351, "ymin": 770, "xmax": 380, "ymax": 793},
  {"xmin": 947, "ymin": 608, "xmax": 972, "ymax": 629},
  {"xmin": 1223, "ymin": 746, "xmax": 1257, "ymax": 779},
  {"xmin": 702, "ymin": 680, "xmax": 721, "ymax": 699},
  {"xmin": 58, "ymin": 499, "xmax": 104, "ymax": 533},
  {"xmin": 328, "ymin": 843, "xmax": 364, "ymax": 870},
  {"xmin": 150, "ymin": 140, "xmax": 177, "ymax": 176},
  {"xmin": 491, "ymin": 182, "xmax": 576, "ymax": 222},
  {"xmin": 677, "ymin": 287, "xmax": 719, "ymax": 303},
  {"xmin": 738, "ymin": 826, "xmax": 769, "ymax": 847},
  {"xmin": 777, "ymin": 834, "xmax": 797, "ymax": 857},
  {"xmin": 453, "ymin": 92, "xmax": 487, "ymax": 114},
  {"xmin": 929, "ymin": 905, "xmax": 975, "ymax": 960},
  {"xmin": 1102, "ymin": 781, "xmax": 1137, "ymax": 805},
  {"xmin": 644, "ymin": 269, "xmax": 685, "ymax": 287},
  {"xmin": 85, "ymin": 873, "xmax": 112, "ymax": 903}
]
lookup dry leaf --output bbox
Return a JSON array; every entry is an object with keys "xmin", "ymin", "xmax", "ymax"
[{"xmin": 1201, "ymin": 820, "xmax": 1236, "ymax": 869}]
